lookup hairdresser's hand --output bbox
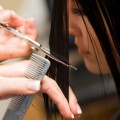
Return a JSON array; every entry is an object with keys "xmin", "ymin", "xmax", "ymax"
[
  {"xmin": 0, "ymin": 61, "xmax": 82, "ymax": 119},
  {"xmin": 0, "ymin": 8, "xmax": 38, "ymax": 60},
  {"xmin": 69, "ymin": 87, "xmax": 82, "ymax": 119},
  {"xmin": 41, "ymin": 76, "xmax": 82, "ymax": 119}
]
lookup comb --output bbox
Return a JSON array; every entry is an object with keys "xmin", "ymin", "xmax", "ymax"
[{"xmin": 2, "ymin": 53, "xmax": 50, "ymax": 120}]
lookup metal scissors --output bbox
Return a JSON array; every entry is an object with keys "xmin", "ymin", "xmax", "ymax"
[{"xmin": 0, "ymin": 23, "xmax": 77, "ymax": 70}]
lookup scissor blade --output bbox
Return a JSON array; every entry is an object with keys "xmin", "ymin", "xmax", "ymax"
[{"xmin": 0, "ymin": 23, "xmax": 77, "ymax": 70}]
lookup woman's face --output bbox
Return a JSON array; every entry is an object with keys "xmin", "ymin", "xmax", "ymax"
[{"xmin": 69, "ymin": 0, "xmax": 110, "ymax": 74}]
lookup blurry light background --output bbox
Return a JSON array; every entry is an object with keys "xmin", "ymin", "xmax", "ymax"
[{"xmin": 0, "ymin": 0, "xmax": 119, "ymax": 120}]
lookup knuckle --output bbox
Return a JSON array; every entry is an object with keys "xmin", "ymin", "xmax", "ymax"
[
  {"xmin": 40, "ymin": 79, "xmax": 51, "ymax": 93},
  {"xmin": 52, "ymin": 80, "xmax": 57, "ymax": 85}
]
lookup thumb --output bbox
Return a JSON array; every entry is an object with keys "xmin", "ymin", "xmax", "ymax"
[
  {"xmin": 0, "ymin": 76, "xmax": 41, "ymax": 96},
  {"xmin": 0, "ymin": 10, "xmax": 25, "ymax": 27}
]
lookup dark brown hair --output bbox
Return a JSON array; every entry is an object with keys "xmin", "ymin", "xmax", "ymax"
[
  {"xmin": 74, "ymin": 0, "xmax": 120, "ymax": 95},
  {"xmin": 44, "ymin": 0, "xmax": 69, "ymax": 119}
]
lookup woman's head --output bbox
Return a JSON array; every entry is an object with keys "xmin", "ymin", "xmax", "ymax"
[
  {"xmin": 69, "ymin": 0, "xmax": 120, "ymax": 74},
  {"xmin": 69, "ymin": 0, "xmax": 109, "ymax": 74},
  {"xmin": 69, "ymin": 0, "xmax": 120, "ymax": 94}
]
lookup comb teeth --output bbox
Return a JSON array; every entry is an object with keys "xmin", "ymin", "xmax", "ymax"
[
  {"xmin": 3, "ymin": 53, "xmax": 50, "ymax": 120},
  {"xmin": 8, "ymin": 95, "xmax": 27, "ymax": 112},
  {"xmin": 25, "ymin": 54, "xmax": 50, "ymax": 80}
]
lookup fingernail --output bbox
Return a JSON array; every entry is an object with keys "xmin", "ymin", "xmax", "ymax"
[
  {"xmin": 77, "ymin": 104, "xmax": 82, "ymax": 114},
  {"xmin": 71, "ymin": 113, "xmax": 74, "ymax": 119},
  {"xmin": 0, "ymin": 11, "xmax": 11, "ymax": 23},
  {"xmin": 35, "ymin": 81, "xmax": 40, "ymax": 91},
  {"xmin": 0, "ymin": 6, "xmax": 4, "ymax": 10},
  {"xmin": 27, "ymin": 80, "xmax": 40, "ymax": 92}
]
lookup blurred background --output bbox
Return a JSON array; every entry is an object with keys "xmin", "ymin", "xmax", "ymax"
[{"xmin": 0, "ymin": 0, "xmax": 119, "ymax": 120}]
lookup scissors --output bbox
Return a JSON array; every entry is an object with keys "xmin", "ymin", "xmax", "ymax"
[{"xmin": 0, "ymin": 23, "xmax": 77, "ymax": 70}]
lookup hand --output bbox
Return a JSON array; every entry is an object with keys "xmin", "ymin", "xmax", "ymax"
[
  {"xmin": 0, "ymin": 7, "xmax": 82, "ymax": 119},
  {"xmin": 0, "ymin": 8, "xmax": 38, "ymax": 60},
  {"xmin": 41, "ymin": 77, "xmax": 82, "ymax": 119},
  {"xmin": 0, "ymin": 77, "xmax": 82, "ymax": 120},
  {"xmin": 0, "ymin": 61, "xmax": 82, "ymax": 119}
]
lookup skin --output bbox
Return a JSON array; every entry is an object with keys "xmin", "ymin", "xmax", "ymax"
[
  {"xmin": 0, "ymin": 9, "xmax": 81, "ymax": 119},
  {"xmin": 0, "ymin": 10, "xmax": 38, "ymax": 60},
  {"xmin": 69, "ymin": 0, "xmax": 110, "ymax": 74}
]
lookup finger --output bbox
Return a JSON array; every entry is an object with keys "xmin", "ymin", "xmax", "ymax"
[
  {"xmin": 0, "ymin": 10, "xmax": 37, "ymax": 39},
  {"xmin": 0, "ymin": 60, "xmax": 29, "ymax": 77},
  {"xmin": 0, "ymin": 10, "xmax": 12, "ymax": 24},
  {"xmin": 0, "ymin": 10, "xmax": 25, "ymax": 27},
  {"xmin": 0, "ymin": 10, "xmax": 25, "ymax": 37},
  {"xmin": 41, "ymin": 76, "xmax": 74, "ymax": 119},
  {"xmin": 25, "ymin": 18, "xmax": 38, "ymax": 40},
  {"xmin": 0, "ymin": 76, "xmax": 41, "ymax": 96},
  {"xmin": 69, "ymin": 87, "xmax": 82, "ymax": 117},
  {"xmin": 0, "ymin": 38, "xmax": 32, "ymax": 60}
]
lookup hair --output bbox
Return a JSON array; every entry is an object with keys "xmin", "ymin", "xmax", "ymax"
[
  {"xmin": 44, "ymin": 0, "xmax": 69, "ymax": 119},
  {"xmin": 73, "ymin": 0, "xmax": 120, "ymax": 95},
  {"xmin": 43, "ymin": 0, "xmax": 120, "ymax": 119}
]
